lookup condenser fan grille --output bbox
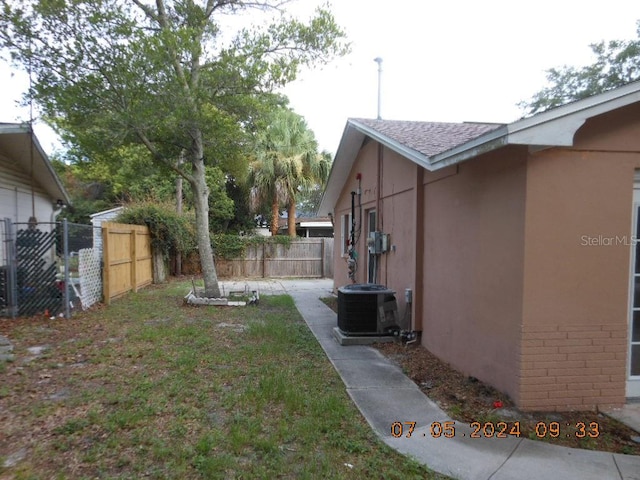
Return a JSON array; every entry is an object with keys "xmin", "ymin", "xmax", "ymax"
[{"xmin": 337, "ymin": 284, "xmax": 398, "ymax": 335}]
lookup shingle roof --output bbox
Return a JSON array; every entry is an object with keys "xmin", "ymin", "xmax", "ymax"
[
  {"xmin": 319, "ymin": 81, "xmax": 640, "ymax": 217},
  {"xmin": 352, "ymin": 118, "xmax": 504, "ymax": 157}
]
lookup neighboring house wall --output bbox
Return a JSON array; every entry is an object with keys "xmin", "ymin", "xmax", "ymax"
[{"xmin": 0, "ymin": 159, "xmax": 56, "ymax": 226}]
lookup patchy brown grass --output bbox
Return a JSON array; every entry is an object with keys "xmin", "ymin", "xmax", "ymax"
[{"xmin": 0, "ymin": 281, "xmax": 447, "ymax": 479}]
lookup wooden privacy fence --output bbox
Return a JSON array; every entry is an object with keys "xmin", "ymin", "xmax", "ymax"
[
  {"xmin": 102, "ymin": 222, "xmax": 153, "ymax": 304},
  {"xmin": 216, "ymin": 238, "xmax": 333, "ymax": 278}
]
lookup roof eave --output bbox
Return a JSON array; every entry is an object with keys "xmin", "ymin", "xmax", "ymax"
[
  {"xmin": 428, "ymin": 81, "xmax": 640, "ymax": 166},
  {"xmin": 507, "ymin": 81, "xmax": 640, "ymax": 147},
  {"xmin": 318, "ymin": 122, "xmax": 364, "ymax": 216},
  {"xmin": 319, "ymin": 80, "xmax": 640, "ymax": 215},
  {"xmin": 428, "ymin": 126, "xmax": 509, "ymax": 170},
  {"xmin": 348, "ymin": 119, "xmax": 433, "ymax": 170},
  {"xmin": 0, "ymin": 123, "xmax": 71, "ymax": 205},
  {"xmin": 34, "ymin": 134, "xmax": 71, "ymax": 205}
]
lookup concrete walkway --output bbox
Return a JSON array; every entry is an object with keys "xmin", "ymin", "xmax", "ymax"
[{"xmin": 221, "ymin": 279, "xmax": 640, "ymax": 480}]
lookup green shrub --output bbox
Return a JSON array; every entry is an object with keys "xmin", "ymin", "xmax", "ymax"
[
  {"xmin": 116, "ymin": 201, "xmax": 197, "ymax": 260},
  {"xmin": 211, "ymin": 234, "xmax": 292, "ymax": 259},
  {"xmin": 116, "ymin": 200, "xmax": 295, "ymax": 262}
]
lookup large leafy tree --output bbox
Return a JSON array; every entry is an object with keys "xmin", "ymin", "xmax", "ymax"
[
  {"xmin": 249, "ymin": 107, "xmax": 330, "ymax": 236},
  {"xmin": 56, "ymin": 144, "xmax": 238, "ymax": 233},
  {"xmin": 51, "ymin": 156, "xmax": 115, "ymax": 224},
  {"xmin": 0, "ymin": 0, "xmax": 348, "ymax": 297},
  {"xmin": 521, "ymin": 21, "xmax": 640, "ymax": 115}
]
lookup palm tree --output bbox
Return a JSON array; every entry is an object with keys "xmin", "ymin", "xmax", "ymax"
[{"xmin": 249, "ymin": 108, "xmax": 330, "ymax": 237}]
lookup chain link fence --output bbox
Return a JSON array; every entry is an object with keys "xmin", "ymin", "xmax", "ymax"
[{"xmin": 0, "ymin": 219, "xmax": 103, "ymax": 318}]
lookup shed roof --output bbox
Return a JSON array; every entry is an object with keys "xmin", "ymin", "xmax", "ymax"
[{"xmin": 89, "ymin": 206, "xmax": 124, "ymax": 219}]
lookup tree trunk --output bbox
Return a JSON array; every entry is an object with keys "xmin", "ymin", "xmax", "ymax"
[
  {"xmin": 175, "ymin": 175, "xmax": 183, "ymax": 275},
  {"xmin": 189, "ymin": 137, "xmax": 221, "ymax": 298},
  {"xmin": 270, "ymin": 195, "xmax": 279, "ymax": 236},
  {"xmin": 152, "ymin": 246, "xmax": 167, "ymax": 284},
  {"xmin": 287, "ymin": 200, "xmax": 297, "ymax": 237}
]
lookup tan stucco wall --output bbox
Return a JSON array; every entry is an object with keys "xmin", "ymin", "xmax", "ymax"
[
  {"xmin": 332, "ymin": 141, "xmax": 417, "ymax": 320},
  {"xmin": 330, "ymin": 102, "xmax": 640, "ymax": 411},
  {"xmin": 519, "ymin": 103, "xmax": 640, "ymax": 410},
  {"xmin": 378, "ymin": 148, "xmax": 418, "ymax": 317},
  {"xmin": 420, "ymin": 148, "xmax": 528, "ymax": 401},
  {"xmin": 333, "ymin": 140, "xmax": 382, "ymax": 288}
]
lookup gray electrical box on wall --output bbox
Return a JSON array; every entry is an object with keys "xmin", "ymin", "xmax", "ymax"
[
  {"xmin": 368, "ymin": 232, "xmax": 390, "ymax": 254},
  {"xmin": 367, "ymin": 232, "xmax": 382, "ymax": 254}
]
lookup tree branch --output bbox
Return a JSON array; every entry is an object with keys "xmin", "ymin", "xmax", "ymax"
[
  {"xmin": 135, "ymin": 128, "xmax": 195, "ymax": 184},
  {"xmin": 130, "ymin": 0, "xmax": 159, "ymax": 22}
]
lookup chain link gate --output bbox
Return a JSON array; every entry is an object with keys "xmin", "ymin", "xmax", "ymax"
[{"xmin": 15, "ymin": 223, "xmax": 62, "ymax": 316}]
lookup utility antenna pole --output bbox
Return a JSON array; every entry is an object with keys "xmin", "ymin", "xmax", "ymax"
[{"xmin": 374, "ymin": 57, "xmax": 383, "ymax": 120}]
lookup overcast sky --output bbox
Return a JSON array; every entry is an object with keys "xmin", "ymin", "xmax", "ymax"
[
  {"xmin": 1, "ymin": 0, "xmax": 639, "ymax": 155},
  {"xmin": 283, "ymin": 0, "xmax": 640, "ymax": 153}
]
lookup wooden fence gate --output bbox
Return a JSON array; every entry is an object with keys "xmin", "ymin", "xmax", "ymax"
[{"xmin": 102, "ymin": 222, "xmax": 153, "ymax": 304}]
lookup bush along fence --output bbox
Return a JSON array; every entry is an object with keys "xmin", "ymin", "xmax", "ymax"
[{"xmin": 0, "ymin": 218, "xmax": 101, "ymax": 318}]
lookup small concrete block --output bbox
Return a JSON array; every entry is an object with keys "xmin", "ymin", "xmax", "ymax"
[{"xmin": 185, "ymin": 291, "xmax": 248, "ymax": 306}]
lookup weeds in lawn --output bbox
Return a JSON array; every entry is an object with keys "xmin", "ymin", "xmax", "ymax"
[{"xmin": 0, "ymin": 280, "xmax": 446, "ymax": 479}]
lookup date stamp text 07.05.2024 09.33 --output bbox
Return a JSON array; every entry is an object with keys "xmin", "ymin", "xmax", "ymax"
[{"xmin": 390, "ymin": 421, "xmax": 601, "ymax": 440}]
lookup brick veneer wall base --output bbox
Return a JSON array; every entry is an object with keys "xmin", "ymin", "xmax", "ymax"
[{"xmin": 519, "ymin": 323, "xmax": 627, "ymax": 411}]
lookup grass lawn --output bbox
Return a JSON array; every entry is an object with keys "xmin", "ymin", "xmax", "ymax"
[{"xmin": 0, "ymin": 280, "xmax": 447, "ymax": 479}]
